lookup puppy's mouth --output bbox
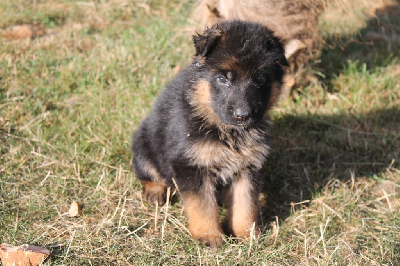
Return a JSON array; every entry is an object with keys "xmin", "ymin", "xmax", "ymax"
[{"xmin": 222, "ymin": 118, "xmax": 254, "ymax": 128}]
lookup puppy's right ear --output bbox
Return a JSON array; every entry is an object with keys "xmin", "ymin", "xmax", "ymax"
[{"xmin": 193, "ymin": 26, "xmax": 222, "ymax": 58}]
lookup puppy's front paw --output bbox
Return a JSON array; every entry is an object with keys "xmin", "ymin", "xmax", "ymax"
[
  {"xmin": 195, "ymin": 233, "xmax": 223, "ymax": 249},
  {"xmin": 233, "ymin": 227, "xmax": 261, "ymax": 240},
  {"xmin": 142, "ymin": 181, "xmax": 167, "ymax": 205}
]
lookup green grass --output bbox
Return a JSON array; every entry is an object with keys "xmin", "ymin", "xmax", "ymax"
[{"xmin": 1, "ymin": 0, "xmax": 400, "ymax": 264}]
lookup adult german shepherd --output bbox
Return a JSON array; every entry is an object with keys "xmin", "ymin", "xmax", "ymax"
[{"xmin": 132, "ymin": 20, "xmax": 288, "ymax": 248}]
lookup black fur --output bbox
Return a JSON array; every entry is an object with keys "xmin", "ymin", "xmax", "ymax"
[{"xmin": 131, "ymin": 21, "xmax": 288, "ymax": 247}]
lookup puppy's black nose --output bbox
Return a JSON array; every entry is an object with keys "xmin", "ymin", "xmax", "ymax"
[{"xmin": 233, "ymin": 108, "xmax": 250, "ymax": 122}]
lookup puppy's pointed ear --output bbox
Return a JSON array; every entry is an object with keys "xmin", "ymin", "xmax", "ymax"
[
  {"xmin": 193, "ymin": 26, "xmax": 222, "ymax": 57},
  {"xmin": 279, "ymin": 55, "xmax": 289, "ymax": 67}
]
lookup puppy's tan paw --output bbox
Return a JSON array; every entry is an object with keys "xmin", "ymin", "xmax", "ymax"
[
  {"xmin": 195, "ymin": 234, "xmax": 223, "ymax": 249},
  {"xmin": 142, "ymin": 181, "xmax": 167, "ymax": 205},
  {"xmin": 233, "ymin": 227, "xmax": 261, "ymax": 240}
]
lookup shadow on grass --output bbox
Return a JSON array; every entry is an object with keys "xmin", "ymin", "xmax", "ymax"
[
  {"xmin": 262, "ymin": 107, "xmax": 400, "ymax": 223},
  {"xmin": 317, "ymin": 1, "xmax": 400, "ymax": 87},
  {"xmin": 260, "ymin": 2, "xmax": 400, "ymax": 224}
]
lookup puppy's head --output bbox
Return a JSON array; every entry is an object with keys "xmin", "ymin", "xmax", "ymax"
[{"xmin": 191, "ymin": 21, "xmax": 288, "ymax": 128}]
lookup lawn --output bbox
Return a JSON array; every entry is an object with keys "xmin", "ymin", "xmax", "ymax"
[{"xmin": 1, "ymin": 0, "xmax": 399, "ymax": 264}]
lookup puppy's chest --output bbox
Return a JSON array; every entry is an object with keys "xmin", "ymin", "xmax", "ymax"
[{"xmin": 185, "ymin": 134, "xmax": 269, "ymax": 183}]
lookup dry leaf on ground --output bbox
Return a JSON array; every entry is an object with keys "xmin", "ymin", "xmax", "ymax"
[
  {"xmin": 68, "ymin": 201, "xmax": 83, "ymax": 217},
  {"xmin": 0, "ymin": 243, "xmax": 50, "ymax": 266}
]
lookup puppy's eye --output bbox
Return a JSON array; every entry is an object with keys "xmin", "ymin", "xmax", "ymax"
[{"xmin": 217, "ymin": 76, "xmax": 228, "ymax": 85}]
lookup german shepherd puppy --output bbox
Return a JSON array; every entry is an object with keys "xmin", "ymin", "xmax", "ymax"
[{"xmin": 132, "ymin": 20, "xmax": 288, "ymax": 248}]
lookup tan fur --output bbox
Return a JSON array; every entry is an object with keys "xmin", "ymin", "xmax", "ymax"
[
  {"xmin": 193, "ymin": 55, "xmax": 206, "ymax": 67},
  {"xmin": 183, "ymin": 191, "xmax": 222, "ymax": 247},
  {"xmin": 185, "ymin": 127, "xmax": 269, "ymax": 184},
  {"xmin": 216, "ymin": 57, "xmax": 251, "ymax": 78},
  {"xmin": 229, "ymin": 175, "xmax": 258, "ymax": 237},
  {"xmin": 190, "ymin": 79, "xmax": 275, "ymax": 134},
  {"xmin": 143, "ymin": 161, "xmax": 166, "ymax": 185},
  {"xmin": 189, "ymin": 79, "xmax": 223, "ymax": 126},
  {"xmin": 186, "ymin": 140, "xmax": 228, "ymax": 167},
  {"xmin": 142, "ymin": 181, "xmax": 167, "ymax": 204}
]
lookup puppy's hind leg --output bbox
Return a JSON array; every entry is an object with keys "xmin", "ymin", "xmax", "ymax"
[{"xmin": 132, "ymin": 156, "xmax": 167, "ymax": 205}]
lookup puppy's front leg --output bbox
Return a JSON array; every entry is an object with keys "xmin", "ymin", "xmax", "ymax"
[
  {"xmin": 142, "ymin": 181, "xmax": 167, "ymax": 205},
  {"xmin": 183, "ymin": 189, "xmax": 222, "ymax": 248},
  {"xmin": 228, "ymin": 175, "xmax": 259, "ymax": 238}
]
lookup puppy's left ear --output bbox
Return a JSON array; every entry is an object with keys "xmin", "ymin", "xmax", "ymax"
[{"xmin": 193, "ymin": 26, "xmax": 222, "ymax": 58}]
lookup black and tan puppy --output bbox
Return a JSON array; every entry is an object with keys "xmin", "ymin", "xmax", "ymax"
[{"xmin": 132, "ymin": 20, "xmax": 288, "ymax": 247}]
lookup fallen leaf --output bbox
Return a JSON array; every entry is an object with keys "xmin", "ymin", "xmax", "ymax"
[
  {"xmin": 68, "ymin": 201, "xmax": 83, "ymax": 217},
  {"xmin": 0, "ymin": 243, "xmax": 50, "ymax": 266}
]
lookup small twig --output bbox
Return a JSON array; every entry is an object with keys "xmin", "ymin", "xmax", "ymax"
[
  {"xmin": 64, "ymin": 230, "xmax": 76, "ymax": 259},
  {"xmin": 172, "ymin": 178, "xmax": 185, "ymax": 215},
  {"xmin": 248, "ymin": 222, "xmax": 256, "ymax": 256},
  {"xmin": 14, "ymin": 209, "xmax": 19, "ymax": 232},
  {"xmin": 290, "ymin": 200, "xmax": 311, "ymax": 206},
  {"xmin": 312, "ymin": 217, "xmax": 331, "ymax": 257},
  {"xmin": 125, "ymin": 221, "xmax": 149, "ymax": 237},
  {"xmin": 272, "ymin": 216, "xmax": 279, "ymax": 247},
  {"xmin": 161, "ymin": 187, "xmax": 171, "ymax": 243},
  {"xmin": 93, "ymin": 161, "xmax": 129, "ymax": 172},
  {"xmin": 36, "ymin": 161, "xmax": 57, "ymax": 169},
  {"xmin": 118, "ymin": 202, "xmax": 126, "ymax": 231},
  {"xmin": 320, "ymin": 224, "xmax": 327, "ymax": 258},
  {"xmin": 40, "ymin": 171, "xmax": 52, "ymax": 186},
  {"xmin": 316, "ymin": 199, "xmax": 345, "ymax": 223},
  {"xmin": 171, "ymin": 178, "xmax": 182, "ymax": 199},
  {"xmin": 154, "ymin": 201, "xmax": 159, "ymax": 232},
  {"xmin": 167, "ymin": 216, "xmax": 191, "ymax": 236},
  {"xmin": 109, "ymin": 191, "xmax": 126, "ymax": 222},
  {"xmin": 295, "ymin": 228, "xmax": 308, "ymax": 258},
  {"xmin": 341, "ymin": 239, "xmax": 355, "ymax": 256},
  {"xmin": 133, "ymin": 232, "xmax": 152, "ymax": 252},
  {"xmin": 95, "ymin": 170, "xmax": 105, "ymax": 191},
  {"xmin": 303, "ymin": 168, "xmax": 311, "ymax": 185},
  {"xmin": 381, "ymin": 189, "xmax": 393, "ymax": 211},
  {"xmin": 197, "ymin": 246, "xmax": 202, "ymax": 265},
  {"xmin": 373, "ymin": 193, "xmax": 397, "ymax": 202},
  {"xmin": 350, "ymin": 169, "xmax": 355, "ymax": 190}
]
